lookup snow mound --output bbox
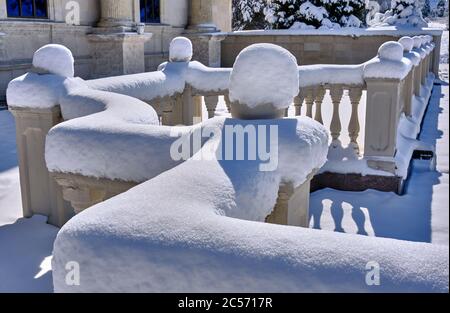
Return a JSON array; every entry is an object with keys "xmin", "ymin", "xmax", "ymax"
[
  {"xmin": 45, "ymin": 79, "xmax": 193, "ymax": 183},
  {"xmin": 51, "ymin": 124, "xmax": 448, "ymax": 292},
  {"xmin": 229, "ymin": 43, "xmax": 299, "ymax": 113},
  {"xmin": 6, "ymin": 73, "xmax": 67, "ymax": 109},
  {"xmin": 399, "ymin": 36, "xmax": 414, "ymax": 52},
  {"xmin": 169, "ymin": 37, "xmax": 193, "ymax": 62},
  {"xmin": 378, "ymin": 41, "xmax": 404, "ymax": 61},
  {"xmin": 364, "ymin": 41, "xmax": 413, "ymax": 80},
  {"xmin": 32, "ymin": 44, "xmax": 74, "ymax": 78}
]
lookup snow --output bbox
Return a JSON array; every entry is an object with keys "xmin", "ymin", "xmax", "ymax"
[
  {"xmin": 229, "ymin": 43, "xmax": 299, "ymax": 109},
  {"xmin": 51, "ymin": 114, "xmax": 446, "ymax": 292},
  {"xmin": 224, "ymin": 26, "xmax": 444, "ymax": 37},
  {"xmin": 32, "ymin": 44, "xmax": 74, "ymax": 78},
  {"xmin": 378, "ymin": 41, "xmax": 405, "ymax": 61},
  {"xmin": 369, "ymin": 0, "xmax": 428, "ymax": 28},
  {"xmin": 298, "ymin": 64, "xmax": 365, "ymax": 87},
  {"xmin": 46, "ymin": 79, "xmax": 192, "ymax": 183},
  {"xmin": 52, "ymin": 164, "xmax": 448, "ymax": 293},
  {"xmin": 0, "ymin": 110, "xmax": 58, "ymax": 293},
  {"xmin": 86, "ymin": 62, "xmax": 187, "ymax": 102},
  {"xmin": 311, "ymin": 68, "xmax": 449, "ymax": 246},
  {"xmin": 185, "ymin": 61, "xmax": 231, "ymax": 92},
  {"xmin": 399, "ymin": 36, "xmax": 415, "ymax": 52},
  {"xmin": 6, "ymin": 73, "xmax": 67, "ymax": 109},
  {"xmin": 1, "ymin": 71, "xmax": 449, "ymax": 291},
  {"xmin": 363, "ymin": 41, "xmax": 413, "ymax": 80},
  {"xmin": 169, "ymin": 37, "xmax": 193, "ymax": 62}
]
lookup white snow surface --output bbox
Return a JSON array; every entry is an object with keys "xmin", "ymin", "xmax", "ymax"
[
  {"xmin": 52, "ymin": 142, "xmax": 448, "ymax": 292},
  {"xmin": 229, "ymin": 43, "xmax": 299, "ymax": 109},
  {"xmin": 363, "ymin": 41, "xmax": 415, "ymax": 80},
  {"xmin": 45, "ymin": 79, "xmax": 193, "ymax": 183},
  {"xmin": 6, "ymin": 73, "xmax": 67, "ymax": 109},
  {"xmin": 299, "ymin": 64, "xmax": 365, "ymax": 87},
  {"xmin": 169, "ymin": 37, "xmax": 193, "ymax": 62},
  {"xmin": 32, "ymin": 44, "xmax": 74, "ymax": 78}
]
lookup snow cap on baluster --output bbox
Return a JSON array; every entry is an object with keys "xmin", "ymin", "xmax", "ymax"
[
  {"xmin": 398, "ymin": 36, "xmax": 414, "ymax": 52},
  {"xmin": 229, "ymin": 43, "xmax": 299, "ymax": 119},
  {"xmin": 32, "ymin": 44, "xmax": 75, "ymax": 77},
  {"xmin": 169, "ymin": 37, "xmax": 193, "ymax": 62}
]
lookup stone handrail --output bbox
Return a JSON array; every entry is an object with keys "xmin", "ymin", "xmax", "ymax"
[{"xmin": 6, "ymin": 35, "xmax": 435, "ymax": 226}]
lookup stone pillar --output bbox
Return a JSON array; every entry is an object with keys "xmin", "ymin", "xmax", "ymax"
[
  {"xmin": 266, "ymin": 178, "xmax": 312, "ymax": 228},
  {"xmin": 0, "ymin": 32, "xmax": 6, "ymax": 60},
  {"xmin": 187, "ymin": 0, "xmax": 218, "ymax": 32},
  {"xmin": 189, "ymin": 34, "xmax": 226, "ymax": 67},
  {"xmin": 185, "ymin": 0, "xmax": 230, "ymax": 66},
  {"xmin": 88, "ymin": 0, "xmax": 152, "ymax": 78},
  {"xmin": 98, "ymin": 0, "xmax": 135, "ymax": 29},
  {"xmin": 363, "ymin": 78, "xmax": 402, "ymax": 174},
  {"xmin": 9, "ymin": 107, "xmax": 72, "ymax": 227},
  {"xmin": 88, "ymin": 32, "xmax": 152, "ymax": 78},
  {"xmin": 432, "ymin": 35, "xmax": 441, "ymax": 77}
]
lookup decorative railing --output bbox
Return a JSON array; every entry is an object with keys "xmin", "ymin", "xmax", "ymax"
[{"xmin": 6, "ymin": 35, "xmax": 436, "ymax": 227}]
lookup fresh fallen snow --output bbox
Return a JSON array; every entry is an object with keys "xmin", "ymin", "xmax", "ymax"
[
  {"xmin": 52, "ymin": 119, "xmax": 446, "ymax": 292},
  {"xmin": 0, "ymin": 75, "xmax": 449, "ymax": 292},
  {"xmin": 169, "ymin": 37, "xmax": 193, "ymax": 62},
  {"xmin": 46, "ymin": 78, "xmax": 189, "ymax": 183},
  {"xmin": 298, "ymin": 64, "xmax": 365, "ymax": 87},
  {"xmin": 229, "ymin": 44, "xmax": 299, "ymax": 109},
  {"xmin": 32, "ymin": 44, "xmax": 74, "ymax": 78},
  {"xmin": 7, "ymin": 73, "xmax": 67, "ymax": 109}
]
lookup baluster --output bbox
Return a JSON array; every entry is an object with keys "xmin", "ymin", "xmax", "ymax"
[
  {"xmin": 329, "ymin": 86, "xmax": 343, "ymax": 147},
  {"xmin": 348, "ymin": 87, "xmax": 363, "ymax": 154},
  {"xmin": 224, "ymin": 93, "xmax": 232, "ymax": 114},
  {"xmin": 304, "ymin": 88, "xmax": 314, "ymax": 118},
  {"xmin": 204, "ymin": 95, "xmax": 219, "ymax": 119},
  {"xmin": 314, "ymin": 86, "xmax": 326, "ymax": 124},
  {"xmin": 294, "ymin": 92, "xmax": 304, "ymax": 116},
  {"xmin": 151, "ymin": 99, "xmax": 162, "ymax": 125},
  {"xmin": 161, "ymin": 98, "xmax": 175, "ymax": 126}
]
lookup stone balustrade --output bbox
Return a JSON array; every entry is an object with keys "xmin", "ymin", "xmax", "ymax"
[{"xmin": 7, "ymin": 34, "xmax": 436, "ymax": 226}]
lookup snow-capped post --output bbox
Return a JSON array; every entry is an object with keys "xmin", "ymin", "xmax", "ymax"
[
  {"xmin": 7, "ymin": 44, "xmax": 74, "ymax": 227},
  {"xmin": 363, "ymin": 41, "xmax": 413, "ymax": 176},
  {"xmin": 398, "ymin": 36, "xmax": 416, "ymax": 116},
  {"xmin": 168, "ymin": 37, "xmax": 200, "ymax": 126},
  {"xmin": 412, "ymin": 36, "xmax": 425, "ymax": 97},
  {"xmin": 228, "ymin": 43, "xmax": 315, "ymax": 227},
  {"xmin": 228, "ymin": 43, "xmax": 299, "ymax": 119}
]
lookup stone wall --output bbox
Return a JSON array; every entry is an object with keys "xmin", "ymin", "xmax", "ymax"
[
  {"xmin": 220, "ymin": 30, "xmax": 442, "ymax": 72},
  {"xmin": 0, "ymin": 22, "xmax": 93, "ymax": 103}
]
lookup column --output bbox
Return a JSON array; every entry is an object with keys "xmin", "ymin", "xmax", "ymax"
[{"xmin": 88, "ymin": 0, "xmax": 152, "ymax": 77}]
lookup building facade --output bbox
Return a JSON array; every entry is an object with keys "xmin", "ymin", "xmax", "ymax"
[{"xmin": 0, "ymin": 0, "xmax": 232, "ymax": 104}]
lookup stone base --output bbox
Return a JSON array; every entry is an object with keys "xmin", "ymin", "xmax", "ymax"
[
  {"xmin": 88, "ymin": 32, "xmax": 152, "ymax": 78},
  {"xmin": 311, "ymin": 172, "xmax": 404, "ymax": 194}
]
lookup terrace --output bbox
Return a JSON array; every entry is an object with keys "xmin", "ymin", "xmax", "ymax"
[{"xmin": 0, "ymin": 28, "xmax": 448, "ymax": 292}]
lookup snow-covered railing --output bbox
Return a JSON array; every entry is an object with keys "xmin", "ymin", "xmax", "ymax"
[{"xmin": 6, "ymin": 35, "xmax": 436, "ymax": 226}]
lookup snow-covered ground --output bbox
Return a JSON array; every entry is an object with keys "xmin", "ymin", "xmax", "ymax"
[{"xmin": 0, "ymin": 111, "xmax": 58, "ymax": 292}]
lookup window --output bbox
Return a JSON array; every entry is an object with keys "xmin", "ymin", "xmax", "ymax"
[
  {"xmin": 6, "ymin": 0, "xmax": 48, "ymax": 19},
  {"xmin": 140, "ymin": 0, "xmax": 160, "ymax": 23}
]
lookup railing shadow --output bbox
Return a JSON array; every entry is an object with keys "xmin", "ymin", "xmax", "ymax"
[{"xmin": 310, "ymin": 83, "xmax": 446, "ymax": 243}]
